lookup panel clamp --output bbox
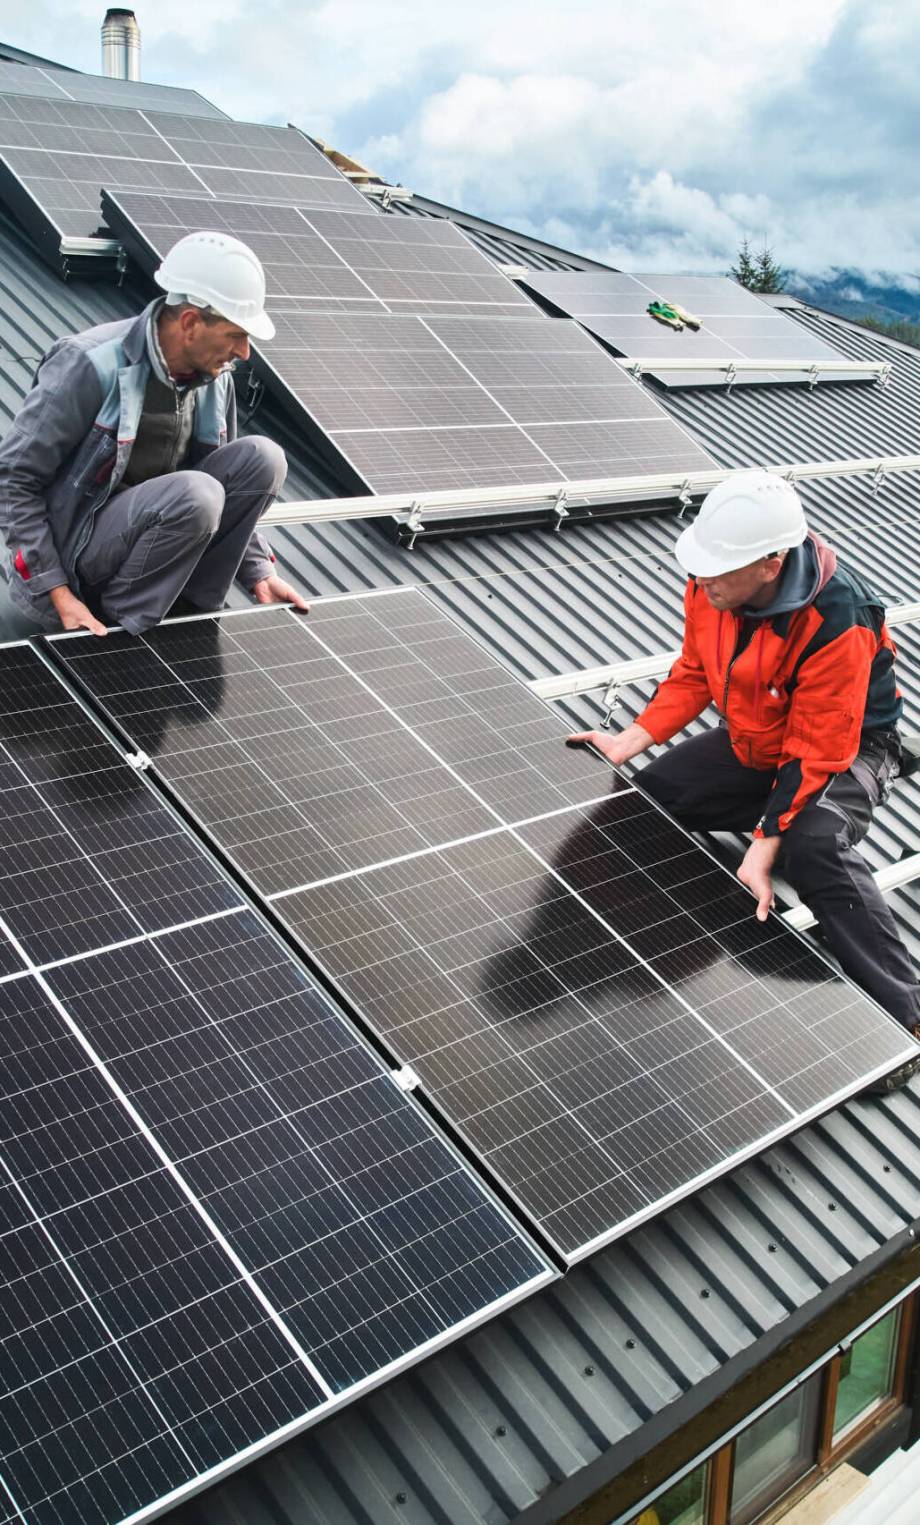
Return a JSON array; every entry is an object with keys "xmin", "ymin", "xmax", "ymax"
[
  {"xmin": 392, "ymin": 1064, "xmax": 421, "ymax": 1092},
  {"xmin": 552, "ymin": 488, "xmax": 569, "ymax": 531},
  {"xmin": 600, "ymin": 680, "xmax": 621, "ymax": 729},
  {"xmin": 405, "ymin": 502, "xmax": 425, "ymax": 550},
  {"xmin": 125, "ymin": 750, "xmax": 152, "ymax": 771}
]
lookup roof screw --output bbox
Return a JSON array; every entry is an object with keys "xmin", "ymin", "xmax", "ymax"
[
  {"xmin": 828, "ymin": 1202, "xmax": 837, "ymax": 1211},
  {"xmin": 395, "ymin": 1492, "xmax": 408, "ymax": 1505},
  {"xmin": 495, "ymin": 1424, "xmax": 507, "ymax": 1437},
  {"xmin": 700, "ymin": 1289, "xmax": 710, "ymax": 1299},
  {"xmin": 584, "ymin": 1364, "xmax": 595, "ymax": 1377},
  {"xmin": 768, "ymin": 1243, "xmax": 777, "ymax": 1253},
  {"xmin": 883, "ymin": 1165, "xmax": 892, "ymax": 1173},
  {"xmin": 625, "ymin": 1338, "xmax": 636, "ymax": 1350}
]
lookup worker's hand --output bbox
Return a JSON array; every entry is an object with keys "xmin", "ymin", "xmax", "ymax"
[
  {"xmin": 567, "ymin": 723, "xmax": 655, "ymax": 767},
  {"xmin": 251, "ymin": 574, "xmax": 309, "ymax": 611},
  {"xmin": 49, "ymin": 584, "xmax": 107, "ymax": 637},
  {"xmin": 736, "ymin": 835, "xmax": 782, "ymax": 921}
]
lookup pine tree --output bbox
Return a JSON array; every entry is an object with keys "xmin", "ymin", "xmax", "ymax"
[
  {"xmin": 731, "ymin": 239, "xmax": 787, "ymax": 293},
  {"xmin": 731, "ymin": 237, "xmax": 757, "ymax": 289},
  {"xmin": 753, "ymin": 245, "xmax": 787, "ymax": 293}
]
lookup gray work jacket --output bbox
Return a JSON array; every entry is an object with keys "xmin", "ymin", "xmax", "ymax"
[{"xmin": 0, "ymin": 298, "xmax": 273, "ymax": 624}]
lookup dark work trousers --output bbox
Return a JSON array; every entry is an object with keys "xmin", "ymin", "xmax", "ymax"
[
  {"xmin": 76, "ymin": 435, "xmax": 286, "ymax": 636},
  {"xmin": 638, "ymin": 725, "xmax": 920, "ymax": 1030}
]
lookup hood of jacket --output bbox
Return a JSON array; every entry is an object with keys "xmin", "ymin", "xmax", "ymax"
[{"xmin": 741, "ymin": 530, "xmax": 837, "ymax": 623}]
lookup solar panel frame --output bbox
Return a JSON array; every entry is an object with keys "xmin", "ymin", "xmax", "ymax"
[
  {"xmin": 0, "ymin": 60, "xmax": 226, "ymax": 117},
  {"xmin": 50, "ymin": 595, "xmax": 919, "ymax": 1264},
  {"xmin": 523, "ymin": 270, "xmax": 861, "ymax": 388},
  {"xmin": 0, "ymin": 98, "xmax": 373, "ymax": 265},
  {"xmin": 0, "ymin": 638, "xmax": 554, "ymax": 1525},
  {"xmin": 102, "ymin": 192, "xmax": 716, "ymax": 499}
]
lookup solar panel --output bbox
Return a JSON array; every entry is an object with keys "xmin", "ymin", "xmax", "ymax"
[
  {"xmin": 102, "ymin": 199, "xmax": 717, "ymax": 497},
  {"xmin": 52, "ymin": 595, "xmax": 918, "ymax": 1263},
  {"xmin": 0, "ymin": 60, "xmax": 225, "ymax": 117},
  {"xmin": 0, "ymin": 97, "xmax": 370, "ymax": 266},
  {"xmin": 523, "ymin": 270, "xmax": 857, "ymax": 388},
  {"xmin": 103, "ymin": 191, "xmax": 534, "ymax": 317},
  {"xmin": 0, "ymin": 639, "xmax": 552, "ymax": 1524}
]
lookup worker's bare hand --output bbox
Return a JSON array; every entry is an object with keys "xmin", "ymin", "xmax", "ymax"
[
  {"xmin": 737, "ymin": 836, "xmax": 782, "ymax": 921},
  {"xmin": 49, "ymin": 585, "xmax": 107, "ymax": 637},
  {"xmin": 251, "ymin": 574, "xmax": 309, "ymax": 611},
  {"xmin": 567, "ymin": 723, "xmax": 654, "ymax": 767}
]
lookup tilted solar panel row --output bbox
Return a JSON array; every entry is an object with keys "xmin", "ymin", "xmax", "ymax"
[
  {"xmin": 53, "ymin": 594, "xmax": 914, "ymax": 1266},
  {"xmin": 0, "ymin": 639, "xmax": 551, "ymax": 1525}
]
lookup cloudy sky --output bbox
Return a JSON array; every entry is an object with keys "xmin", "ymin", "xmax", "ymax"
[{"xmin": 1, "ymin": 0, "xmax": 915, "ymax": 279}]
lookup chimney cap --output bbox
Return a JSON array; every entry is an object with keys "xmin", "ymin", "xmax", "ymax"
[{"xmin": 103, "ymin": 8, "xmax": 138, "ymax": 18}]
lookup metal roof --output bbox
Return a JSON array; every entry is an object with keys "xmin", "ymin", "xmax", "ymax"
[
  {"xmin": 387, "ymin": 193, "xmax": 611, "ymax": 272},
  {"xmin": 2, "ymin": 188, "xmax": 920, "ymax": 1525}
]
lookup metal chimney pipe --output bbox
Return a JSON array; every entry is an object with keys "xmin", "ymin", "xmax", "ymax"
[{"xmin": 101, "ymin": 8, "xmax": 141, "ymax": 80}]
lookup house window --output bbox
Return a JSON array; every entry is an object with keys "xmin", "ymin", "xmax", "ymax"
[
  {"xmin": 615, "ymin": 1290, "xmax": 916, "ymax": 1525},
  {"xmin": 831, "ymin": 1307, "xmax": 901, "ymax": 1442},
  {"xmin": 728, "ymin": 1373, "xmax": 822, "ymax": 1524},
  {"xmin": 627, "ymin": 1463, "xmax": 708, "ymax": 1524}
]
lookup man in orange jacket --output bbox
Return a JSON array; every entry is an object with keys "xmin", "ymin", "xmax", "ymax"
[{"xmin": 570, "ymin": 470, "xmax": 920, "ymax": 1040}]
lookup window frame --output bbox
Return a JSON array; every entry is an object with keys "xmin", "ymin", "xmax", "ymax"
[{"xmin": 628, "ymin": 1292, "xmax": 917, "ymax": 1525}]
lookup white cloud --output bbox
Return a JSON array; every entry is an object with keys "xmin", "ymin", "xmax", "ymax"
[{"xmin": 0, "ymin": 0, "xmax": 915, "ymax": 278}]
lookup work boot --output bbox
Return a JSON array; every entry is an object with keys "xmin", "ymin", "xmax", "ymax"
[{"xmin": 863, "ymin": 1026, "xmax": 920, "ymax": 1094}]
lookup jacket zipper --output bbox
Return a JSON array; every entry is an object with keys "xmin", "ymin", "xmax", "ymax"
[{"xmin": 722, "ymin": 613, "xmax": 741, "ymax": 714}]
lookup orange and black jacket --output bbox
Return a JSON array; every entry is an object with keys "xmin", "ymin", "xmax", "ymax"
[{"xmin": 637, "ymin": 532, "xmax": 902, "ymax": 836}]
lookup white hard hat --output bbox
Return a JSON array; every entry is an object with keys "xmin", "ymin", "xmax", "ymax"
[
  {"xmin": 154, "ymin": 231, "xmax": 275, "ymax": 342},
  {"xmin": 675, "ymin": 470, "xmax": 808, "ymax": 577}
]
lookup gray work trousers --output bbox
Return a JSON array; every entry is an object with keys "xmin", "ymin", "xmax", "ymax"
[
  {"xmin": 639, "ymin": 725, "xmax": 920, "ymax": 1029},
  {"xmin": 76, "ymin": 435, "xmax": 286, "ymax": 635}
]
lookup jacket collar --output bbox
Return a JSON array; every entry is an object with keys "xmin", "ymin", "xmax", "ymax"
[{"xmin": 122, "ymin": 298, "xmax": 162, "ymax": 366}]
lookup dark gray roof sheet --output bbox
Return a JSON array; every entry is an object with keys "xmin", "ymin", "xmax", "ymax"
[{"xmin": 2, "ymin": 190, "xmax": 920, "ymax": 1525}]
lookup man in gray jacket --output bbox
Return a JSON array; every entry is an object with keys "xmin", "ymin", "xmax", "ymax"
[{"xmin": 0, "ymin": 229, "xmax": 307, "ymax": 636}]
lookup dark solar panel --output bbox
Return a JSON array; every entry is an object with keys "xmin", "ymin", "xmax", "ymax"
[
  {"xmin": 0, "ymin": 60, "xmax": 225, "ymax": 116},
  {"xmin": 0, "ymin": 96, "xmax": 370, "ymax": 258},
  {"xmin": 523, "ymin": 270, "xmax": 856, "ymax": 388},
  {"xmin": 0, "ymin": 639, "xmax": 552, "ymax": 1523},
  {"xmin": 53, "ymin": 595, "xmax": 917, "ymax": 1262},
  {"xmin": 102, "ymin": 194, "xmax": 715, "ymax": 493}
]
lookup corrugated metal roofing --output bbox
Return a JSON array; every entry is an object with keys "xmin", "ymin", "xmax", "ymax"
[
  {"xmin": 2, "ymin": 188, "xmax": 920, "ymax": 1525},
  {"xmin": 387, "ymin": 194, "xmax": 610, "ymax": 272}
]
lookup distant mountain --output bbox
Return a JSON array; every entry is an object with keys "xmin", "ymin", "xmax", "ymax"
[{"xmin": 785, "ymin": 269, "xmax": 920, "ymax": 328}]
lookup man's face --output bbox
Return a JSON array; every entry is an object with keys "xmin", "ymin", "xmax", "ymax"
[
  {"xmin": 182, "ymin": 313, "xmax": 251, "ymax": 376},
  {"xmin": 695, "ymin": 555, "xmax": 783, "ymax": 611}
]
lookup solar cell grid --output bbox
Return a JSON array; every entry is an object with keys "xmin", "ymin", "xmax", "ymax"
[
  {"xmin": 523, "ymin": 269, "xmax": 855, "ymax": 389},
  {"xmin": 0, "ymin": 61, "xmax": 225, "ymax": 116},
  {"xmin": 51, "ymin": 591, "xmax": 917, "ymax": 1268},
  {"xmin": 0, "ymin": 640, "xmax": 552, "ymax": 1523},
  {"xmin": 0, "ymin": 104, "xmax": 371, "ymax": 256},
  {"xmin": 55, "ymin": 600, "xmax": 610, "ymax": 896},
  {"xmin": 278, "ymin": 791, "xmax": 910, "ymax": 1257}
]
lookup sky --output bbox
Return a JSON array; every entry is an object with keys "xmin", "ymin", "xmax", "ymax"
[{"xmin": 0, "ymin": 0, "xmax": 915, "ymax": 281}]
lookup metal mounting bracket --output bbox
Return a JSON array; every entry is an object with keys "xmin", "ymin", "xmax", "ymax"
[
  {"xmin": 404, "ymin": 502, "xmax": 425, "ymax": 550},
  {"xmin": 553, "ymin": 488, "xmax": 569, "ymax": 531},
  {"xmin": 601, "ymin": 681, "xmax": 622, "ymax": 728},
  {"xmin": 392, "ymin": 1064, "xmax": 420, "ymax": 1092},
  {"xmin": 871, "ymin": 463, "xmax": 886, "ymax": 497},
  {"xmin": 125, "ymin": 750, "xmax": 151, "ymax": 771}
]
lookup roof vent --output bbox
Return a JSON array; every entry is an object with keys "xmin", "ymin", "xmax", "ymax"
[{"xmin": 101, "ymin": 8, "xmax": 141, "ymax": 80}]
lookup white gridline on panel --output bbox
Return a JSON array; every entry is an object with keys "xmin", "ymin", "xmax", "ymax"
[
  {"xmin": 15, "ymin": 646, "xmax": 547, "ymax": 1334},
  {"xmin": 5, "ymin": 642, "xmax": 555, "ymax": 1510},
  {"xmin": 52, "ymin": 597, "xmax": 916, "ymax": 1262}
]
